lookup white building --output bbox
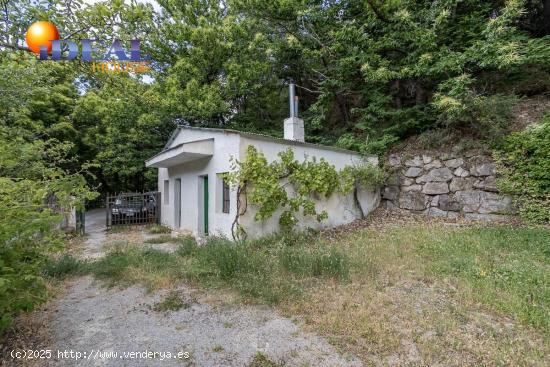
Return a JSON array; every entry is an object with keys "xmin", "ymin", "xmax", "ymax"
[{"xmin": 145, "ymin": 87, "xmax": 380, "ymax": 238}]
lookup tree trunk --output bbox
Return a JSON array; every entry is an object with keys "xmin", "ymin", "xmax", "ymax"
[
  {"xmin": 336, "ymin": 95, "xmax": 350, "ymax": 124},
  {"xmin": 415, "ymin": 82, "xmax": 427, "ymax": 104},
  {"xmin": 391, "ymin": 80, "xmax": 402, "ymax": 108},
  {"xmin": 544, "ymin": 0, "xmax": 550, "ymax": 35}
]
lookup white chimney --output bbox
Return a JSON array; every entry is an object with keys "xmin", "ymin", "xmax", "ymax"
[{"xmin": 284, "ymin": 83, "xmax": 304, "ymax": 142}]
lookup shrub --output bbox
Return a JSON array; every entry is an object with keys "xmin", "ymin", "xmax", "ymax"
[
  {"xmin": 280, "ymin": 230, "xmax": 316, "ymax": 247},
  {"xmin": 434, "ymin": 75, "xmax": 518, "ymax": 140},
  {"xmin": 0, "ymin": 180, "xmax": 85, "ymax": 334},
  {"xmin": 495, "ymin": 114, "xmax": 550, "ymax": 223}
]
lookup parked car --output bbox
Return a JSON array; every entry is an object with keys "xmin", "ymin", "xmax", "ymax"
[{"xmin": 111, "ymin": 193, "xmax": 157, "ymax": 224}]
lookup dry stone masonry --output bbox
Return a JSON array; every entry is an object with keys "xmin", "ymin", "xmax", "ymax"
[{"xmin": 382, "ymin": 151, "xmax": 516, "ymax": 221}]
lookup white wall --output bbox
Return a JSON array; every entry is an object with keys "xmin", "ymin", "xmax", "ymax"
[
  {"xmin": 155, "ymin": 128, "xmax": 380, "ymax": 239},
  {"xmin": 157, "ymin": 129, "xmax": 240, "ymax": 238},
  {"xmin": 237, "ymin": 136, "xmax": 379, "ymax": 238}
]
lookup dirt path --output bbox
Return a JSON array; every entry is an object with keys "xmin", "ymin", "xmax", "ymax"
[
  {"xmin": 79, "ymin": 209, "xmax": 107, "ymax": 259},
  {"xmin": 41, "ymin": 214, "xmax": 362, "ymax": 366}
]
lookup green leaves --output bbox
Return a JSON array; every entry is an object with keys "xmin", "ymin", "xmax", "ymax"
[
  {"xmin": 228, "ymin": 145, "xmax": 384, "ymax": 233},
  {"xmin": 495, "ymin": 114, "xmax": 550, "ymax": 223},
  {"xmin": 0, "ymin": 57, "xmax": 96, "ymax": 334}
]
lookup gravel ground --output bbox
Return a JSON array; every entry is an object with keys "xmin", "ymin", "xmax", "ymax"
[
  {"xmin": 79, "ymin": 209, "xmax": 107, "ymax": 259},
  {"xmin": 33, "ymin": 210, "xmax": 362, "ymax": 367},
  {"xmin": 45, "ymin": 277, "xmax": 361, "ymax": 367}
]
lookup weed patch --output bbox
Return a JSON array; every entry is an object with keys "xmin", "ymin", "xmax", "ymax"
[
  {"xmin": 144, "ymin": 235, "xmax": 175, "ymax": 244},
  {"xmin": 148, "ymin": 225, "xmax": 171, "ymax": 234},
  {"xmin": 212, "ymin": 345, "xmax": 224, "ymax": 352},
  {"xmin": 80, "ymin": 232, "xmax": 348, "ymax": 304},
  {"xmin": 280, "ymin": 245, "xmax": 348, "ymax": 279},
  {"xmin": 42, "ymin": 254, "xmax": 85, "ymax": 279},
  {"xmin": 87, "ymin": 248, "xmax": 182, "ymax": 290},
  {"xmin": 153, "ymin": 291, "xmax": 187, "ymax": 312},
  {"xmin": 176, "ymin": 236, "xmax": 198, "ymax": 256},
  {"xmin": 248, "ymin": 352, "xmax": 281, "ymax": 367}
]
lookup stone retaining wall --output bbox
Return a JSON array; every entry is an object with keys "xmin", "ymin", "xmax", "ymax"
[{"xmin": 382, "ymin": 151, "xmax": 516, "ymax": 221}]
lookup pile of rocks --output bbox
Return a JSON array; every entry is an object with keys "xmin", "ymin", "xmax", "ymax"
[{"xmin": 382, "ymin": 152, "xmax": 516, "ymax": 221}]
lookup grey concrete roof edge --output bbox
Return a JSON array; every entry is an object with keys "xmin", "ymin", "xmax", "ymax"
[{"xmin": 147, "ymin": 125, "xmax": 376, "ymax": 164}]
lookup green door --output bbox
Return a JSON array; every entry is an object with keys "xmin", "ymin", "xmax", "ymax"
[{"xmin": 203, "ymin": 176, "xmax": 209, "ymax": 235}]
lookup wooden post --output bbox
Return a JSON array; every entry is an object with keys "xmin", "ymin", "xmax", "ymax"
[{"xmin": 105, "ymin": 194, "xmax": 109, "ymax": 228}]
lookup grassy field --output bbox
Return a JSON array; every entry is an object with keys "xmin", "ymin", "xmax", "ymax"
[
  {"xmin": 44, "ymin": 216, "xmax": 550, "ymax": 366},
  {"xmin": 283, "ymin": 221, "xmax": 549, "ymax": 366}
]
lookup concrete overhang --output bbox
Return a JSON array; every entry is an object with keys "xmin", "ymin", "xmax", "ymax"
[{"xmin": 145, "ymin": 138, "xmax": 214, "ymax": 168}]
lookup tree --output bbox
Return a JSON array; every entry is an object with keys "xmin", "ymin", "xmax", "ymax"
[
  {"xmin": 0, "ymin": 55, "xmax": 95, "ymax": 332},
  {"xmin": 73, "ymin": 75, "xmax": 174, "ymax": 192}
]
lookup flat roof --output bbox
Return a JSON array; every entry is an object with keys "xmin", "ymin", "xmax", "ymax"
[
  {"xmin": 162, "ymin": 125, "xmax": 365, "ymax": 156},
  {"xmin": 145, "ymin": 138, "xmax": 214, "ymax": 168}
]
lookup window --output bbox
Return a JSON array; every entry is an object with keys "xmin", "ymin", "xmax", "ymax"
[
  {"xmin": 222, "ymin": 178, "xmax": 230, "ymax": 213},
  {"xmin": 164, "ymin": 180, "xmax": 169, "ymax": 204}
]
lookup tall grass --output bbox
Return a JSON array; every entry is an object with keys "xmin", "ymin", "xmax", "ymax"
[
  {"xmin": 42, "ymin": 224, "xmax": 550, "ymax": 365},
  {"xmin": 144, "ymin": 235, "xmax": 175, "ymax": 244},
  {"xmin": 43, "ymin": 225, "xmax": 549, "ymax": 334},
  {"xmin": 43, "ymin": 232, "xmax": 350, "ymax": 304},
  {"xmin": 147, "ymin": 225, "xmax": 171, "ymax": 234},
  {"xmin": 189, "ymin": 234, "xmax": 349, "ymax": 303},
  {"xmin": 42, "ymin": 254, "xmax": 85, "ymax": 278},
  {"xmin": 414, "ymin": 226, "xmax": 550, "ymax": 331}
]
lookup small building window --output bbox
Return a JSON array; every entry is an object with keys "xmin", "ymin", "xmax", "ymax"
[
  {"xmin": 222, "ymin": 178, "xmax": 230, "ymax": 214},
  {"xmin": 164, "ymin": 180, "xmax": 169, "ymax": 204}
]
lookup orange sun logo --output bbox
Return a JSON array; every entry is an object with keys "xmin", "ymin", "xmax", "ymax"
[{"xmin": 25, "ymin": 21, "xmax": 60, "ymax": 55}]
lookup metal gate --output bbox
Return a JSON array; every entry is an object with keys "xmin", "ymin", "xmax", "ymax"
[
  {"xmin": 106, "ymin": 192, "xmax": 161, "ymax": 228},
  {"xmin": 76, "ymin": 209, "xmax": 85, "ymax": 235}
]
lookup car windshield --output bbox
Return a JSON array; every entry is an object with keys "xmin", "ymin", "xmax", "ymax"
[{"xmin": 115, "ymin": 196, "xmax": 144, "ymax": 207}]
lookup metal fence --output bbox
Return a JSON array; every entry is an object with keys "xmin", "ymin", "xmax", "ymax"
[{"xmin": 106, "ymin": 192, "xmax": 161, "ymax": 228}]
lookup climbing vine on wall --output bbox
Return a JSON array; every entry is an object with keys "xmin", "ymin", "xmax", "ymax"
[{"xmin": 227, "ymin": 145, "xmax": 385, "ymax": 240}]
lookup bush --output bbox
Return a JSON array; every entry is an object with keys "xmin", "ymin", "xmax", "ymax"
[
  {"xmin": 434, "ymin": 75, "xmax": 518, "ymax": 140},
  {"xmin": 495, "ymin": 114, "xmax": 550, "ymax": 223},
  {"xmin": 0, "ymin": 180, "xmax": 79, "ymax": 334}
]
